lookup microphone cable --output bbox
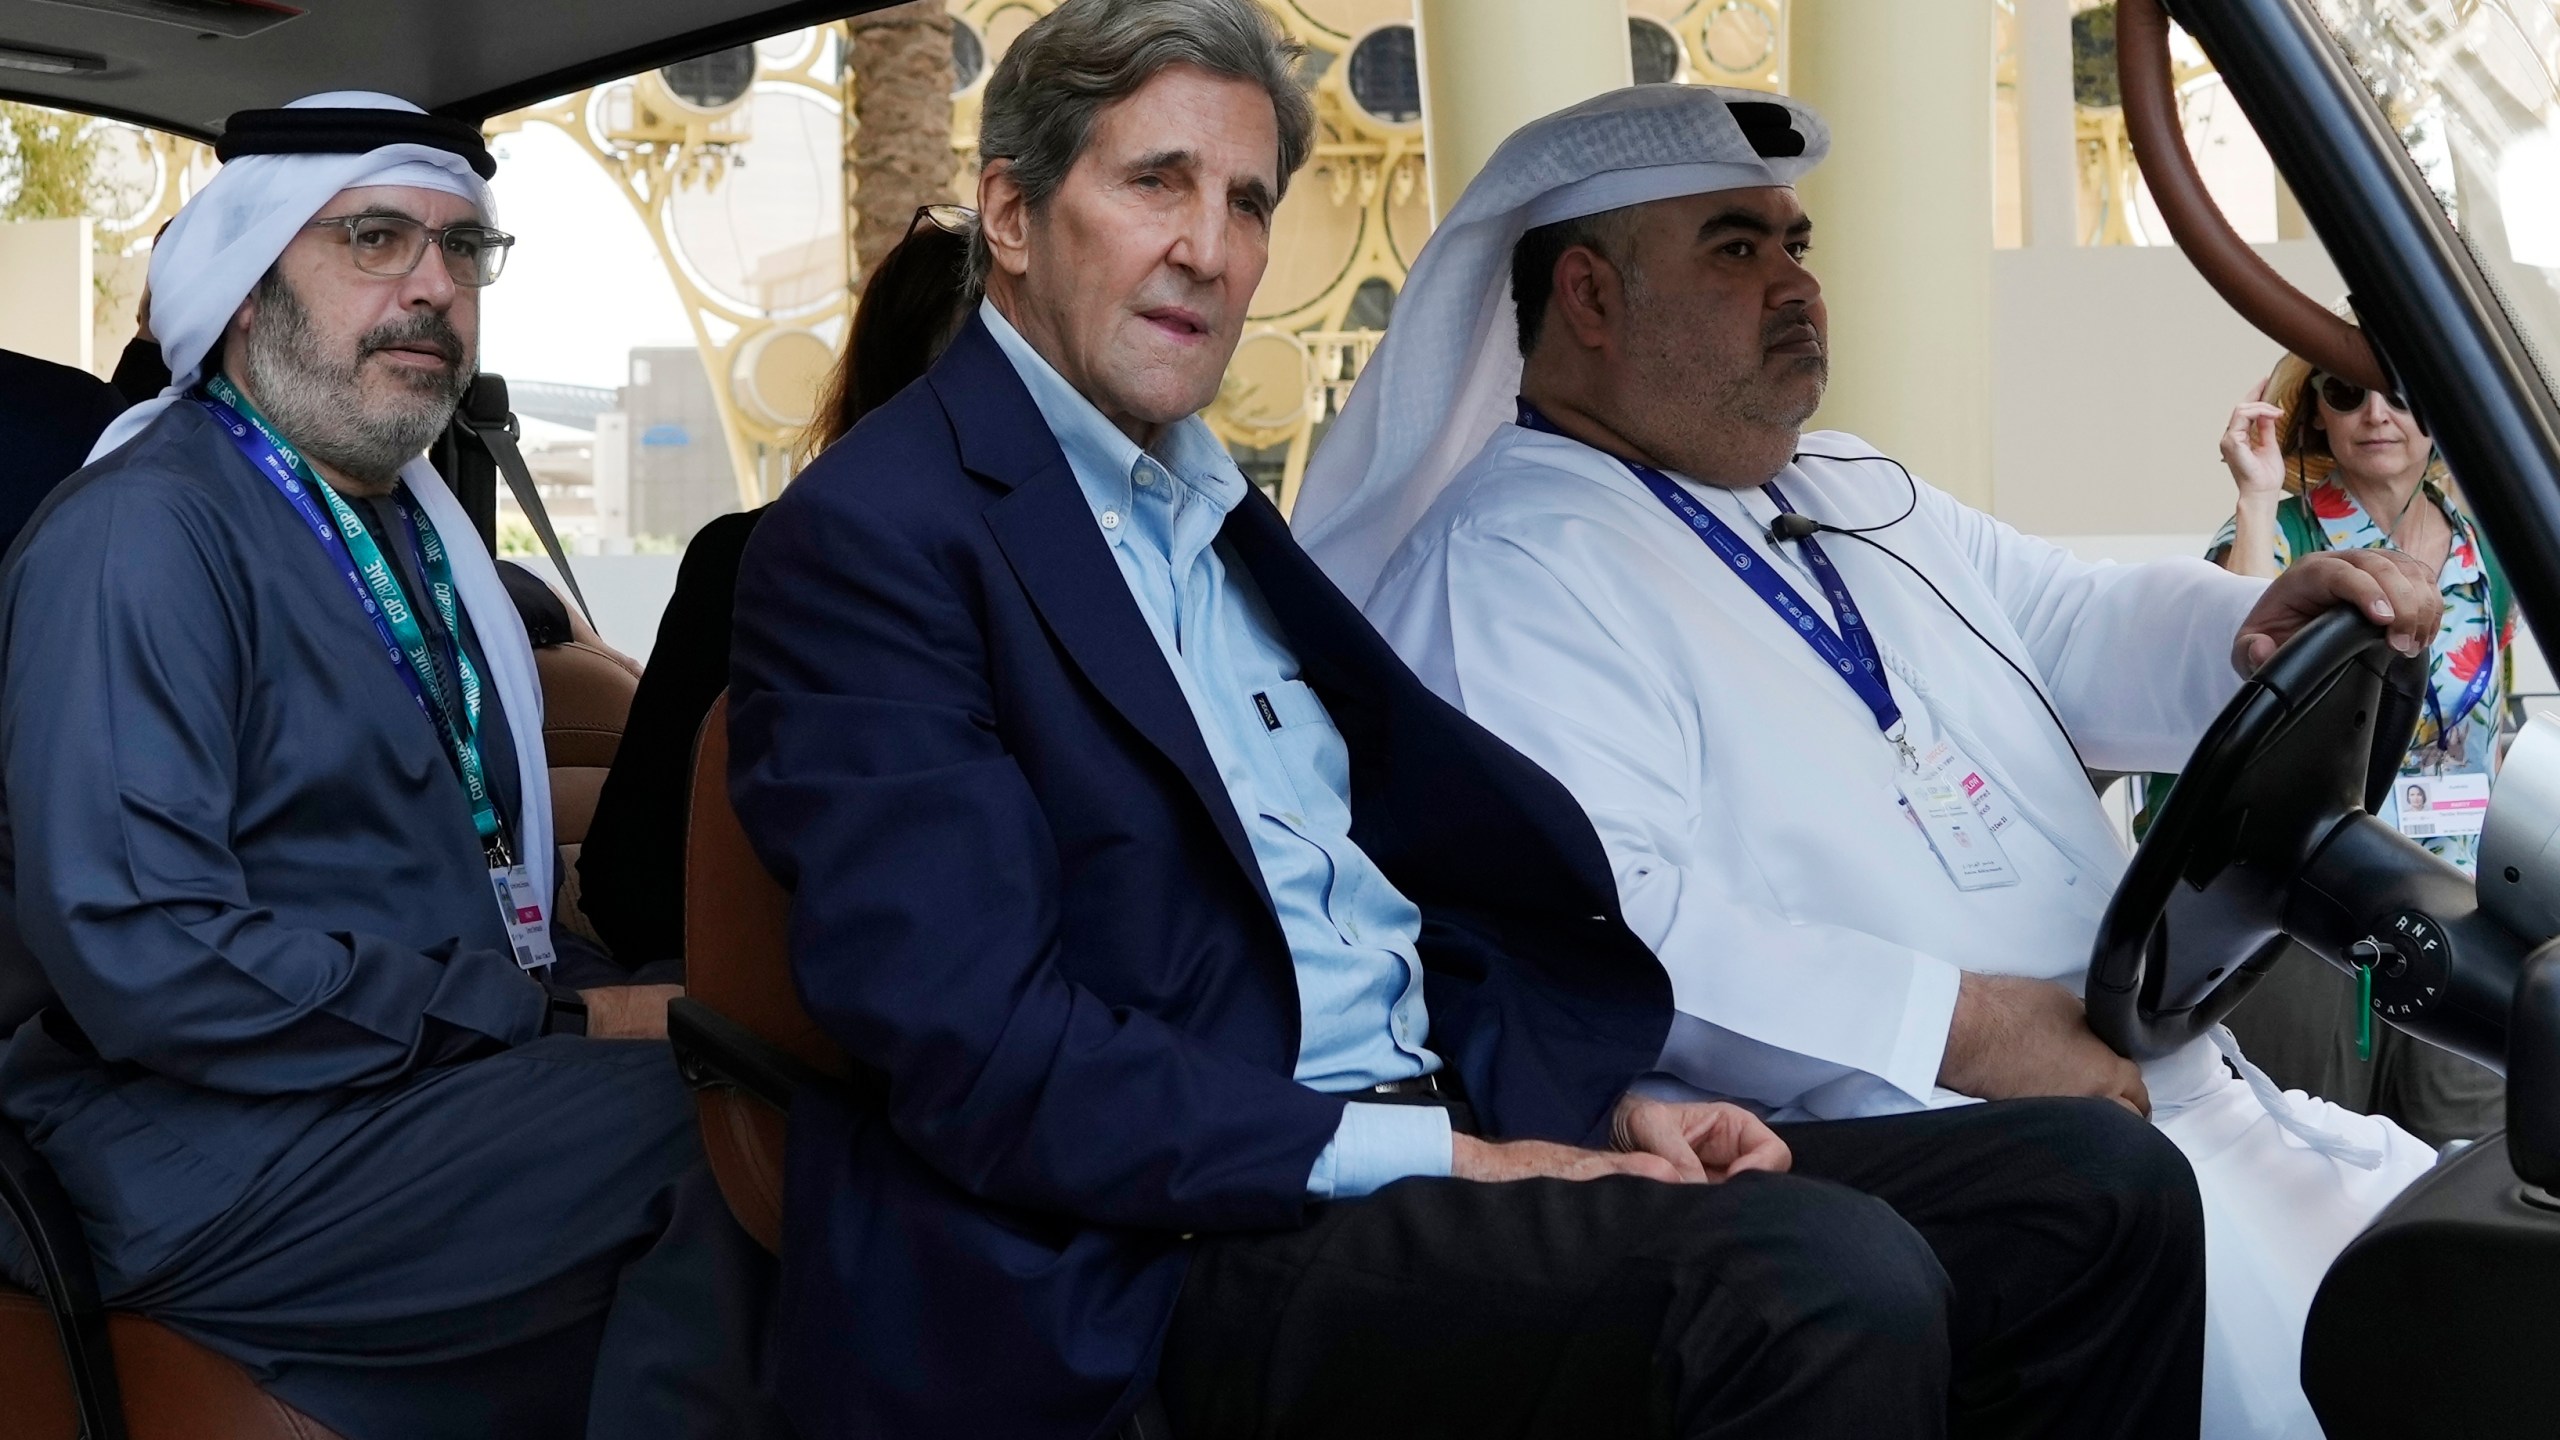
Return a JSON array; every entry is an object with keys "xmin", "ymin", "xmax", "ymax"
[{"xmin": 1764, "ymin": 452, "xmax": 2093, "ymax": 777}]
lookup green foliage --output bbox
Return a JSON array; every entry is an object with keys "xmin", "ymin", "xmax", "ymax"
[
  {"xmin": 495, "ymin": 515, "xmax": 543, "ymax": 558},
  {"xmin": 0, "ymin": 101, "xmax": 103, "ymax": 223}
]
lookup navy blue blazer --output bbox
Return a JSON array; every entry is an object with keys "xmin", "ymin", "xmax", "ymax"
[{"xmin": 728, "ymin": 315, "xmax": 1672, "ymax": 1440}]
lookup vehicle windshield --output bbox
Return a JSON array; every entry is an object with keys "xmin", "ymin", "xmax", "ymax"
[{"xmin": 2313, "ymin": 0, "xmax": 2560, "ymax": 399}]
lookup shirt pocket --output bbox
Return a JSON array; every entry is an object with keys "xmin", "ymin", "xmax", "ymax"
[{"xmin": 1249, "ymin": 679, "xmax": 1356, "ymax": 836}]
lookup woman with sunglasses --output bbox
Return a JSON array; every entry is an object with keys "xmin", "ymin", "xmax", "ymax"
[{"xmin": 2191, "ymin": 341, "xmax": 2513, "ymax": 1145}]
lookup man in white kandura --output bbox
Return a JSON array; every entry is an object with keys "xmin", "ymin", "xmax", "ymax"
[{"xmin": 1295, "ymin": 83, "xmax": 2442, "ymax": 1440}]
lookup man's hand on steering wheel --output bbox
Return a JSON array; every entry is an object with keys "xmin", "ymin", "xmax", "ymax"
[
  {"xmin": 2234, "ymin": 550, "xmax": 2442, "ymax": 674},
  {"xmin": 1939, "ymin": 974, "xmax": 2152, "ymax": 1117}
]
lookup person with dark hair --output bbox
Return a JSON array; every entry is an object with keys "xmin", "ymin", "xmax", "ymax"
[
  {"xmin": 573, "ymin": 208, "xmax": 975, "ymax": 966},
  {"xmin": 804, "ymin": 203, "xmax": 975, "ymax": 460},
  {"xmin": 730, "ymin": 4, "xmax": 2211, "ymax": 1438},
  {"xmin": 1319, "ymin": 80, "xmax": 2449, "ymax": 1440},
  {"xmin": 108, "ymin": 219, "xmax": 179, "ymax": 406}
]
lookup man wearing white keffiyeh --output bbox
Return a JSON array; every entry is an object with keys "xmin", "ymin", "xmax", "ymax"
[
  {"xmin": 1309, "ymin": 83, "xmax": 2450, "ymax": 1439},
  {"xmin": 0, "ymin": 92, "xmax": 785, "ymax": 1438}
]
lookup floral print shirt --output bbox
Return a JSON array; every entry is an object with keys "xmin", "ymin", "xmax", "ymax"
[{"xmin": 2211, "ymin": 477, "xmax": 2511, "ymax": 873}]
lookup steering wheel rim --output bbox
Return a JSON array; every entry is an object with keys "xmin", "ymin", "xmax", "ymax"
[{"xmin": 2088, "ymin": 606, "xmax": 2427, "ymax": 1060}]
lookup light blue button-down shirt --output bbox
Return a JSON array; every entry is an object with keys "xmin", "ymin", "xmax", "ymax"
[{"xmin": 983, "ymin": 302, "xmax": 1452, "ymax": 1199}]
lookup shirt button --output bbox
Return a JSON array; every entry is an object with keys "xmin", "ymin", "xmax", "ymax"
[
  {"xmin": 1100, "ymin": 509, "xmax": 1121, "ymax": 529},
  {"xmin": 1134, "ymin": 470, "xmax": 1154, "ymax": 488}
]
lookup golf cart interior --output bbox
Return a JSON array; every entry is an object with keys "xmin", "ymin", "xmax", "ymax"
[{"xmin": 0, "ymin": 0, "xmax": 2558, "ymax": 1436}]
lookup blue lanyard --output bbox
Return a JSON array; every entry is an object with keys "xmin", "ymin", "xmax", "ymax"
[
  {"xmin": 1516, "ymin": 399, "xmax": 1907, "ymax": 750},
  {"xmin": 2426, "ymin": 626, "xmax": 2498, "ymax": 758},
  {"xmin": 195, "ymin": 378, "xmax": 510, "ymax": 858}
]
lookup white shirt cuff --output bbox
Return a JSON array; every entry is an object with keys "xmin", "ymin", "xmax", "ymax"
[
  {"xmin": 1886, "ymin": 955, "xmax": 1966, "ymax": 1104},
  {"xmin": 1305, "ymin": 1101, "xmax": 1456, "ymax": 1201}
]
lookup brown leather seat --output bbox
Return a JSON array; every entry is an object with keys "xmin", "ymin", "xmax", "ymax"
[
  {"xmin": 3, "ymin": 1285, "xmax": 78, "ymax": 1439},
  {"xmin": 534, "ymin": 590, "xmax": 643, "ymax": 943},
  {"xmin": 0, "ymin": 1288, "xmax": 347, "ymax": 1440},
  {"xmin": 671, "ymin": 700, "xmax": 1170, "ymax": 1440},
  {"xmin": 678, "ymin": 695, "xmax": 852, "ymax": 1253}
]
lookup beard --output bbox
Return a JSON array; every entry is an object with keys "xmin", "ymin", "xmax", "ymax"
[
  {"xmin": 1614, "ymin": 266, "xmax": 1828, "ymax": 488},
  {"xmin": 1678, "ymin": 298, "xmax": 1828, "ymax": 433},
  {"xmin": 239, "ymin": 272, "xmax": 473, "ymax": 486}
]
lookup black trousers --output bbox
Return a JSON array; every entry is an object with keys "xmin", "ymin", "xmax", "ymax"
[{"xmin": 1156, "ymin": 1097, "xmax": 2204, "ymax": 1440}]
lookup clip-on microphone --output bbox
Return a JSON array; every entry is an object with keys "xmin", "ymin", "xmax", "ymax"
[
  {"xmin": 1766, "ymin": 512, "xmax": 1827, "ymax": 544},
  {"xmin": 1757, "ymin": 455, "xmax": 2092, "ymax": 774}
]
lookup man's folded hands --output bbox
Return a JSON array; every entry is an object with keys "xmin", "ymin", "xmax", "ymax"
[{"xmin": 1447, "ymin": 1095, "xmax": 1792, "ymax": 1184}]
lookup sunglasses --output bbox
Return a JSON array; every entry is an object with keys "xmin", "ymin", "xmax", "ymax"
[
  {"xmin": 2310, "ymin": 371, "xmax": 2409, "ymax": 415},
  {"xmin": 907, "ymin": 203, "xmax": 978, "ymax": 239}
]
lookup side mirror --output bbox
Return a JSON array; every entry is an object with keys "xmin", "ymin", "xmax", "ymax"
[{"xmin": 2507, "ymin": 940, "xmax": 2560, "ymax": 1194}]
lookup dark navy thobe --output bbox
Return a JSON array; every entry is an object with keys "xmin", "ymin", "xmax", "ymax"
[{"xmin": 0, "ymin": 402, "xmax": 780, "ymax": 1439}]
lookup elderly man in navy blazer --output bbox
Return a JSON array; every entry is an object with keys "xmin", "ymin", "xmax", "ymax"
[{"xmin": 729, "ymin": 3, "xmax": 2210, "ymax": 1437}]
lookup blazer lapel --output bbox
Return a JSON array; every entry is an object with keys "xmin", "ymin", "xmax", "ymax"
[
  {"xmin": 934, "ymin": 319, "xmax": 1273, "ymax": 914},
  {"xmin": 1223, "ymin": 487, "xmax": 1627, "ymax": 921},
  {"xmin": 1219, "ymin": 489, "xmax": 1389, "ymax": 705}
]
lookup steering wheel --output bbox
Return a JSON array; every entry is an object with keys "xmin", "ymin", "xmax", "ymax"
[{"xmin": 2087, "ymin": 606, "xmax": 2430, "ymax": 1060}]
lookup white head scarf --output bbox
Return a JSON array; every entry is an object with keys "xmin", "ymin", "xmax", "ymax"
[
  {"xmin": 1293, "ymin": 84, "xmax": 1829, "ymax": 600},
  {"xmin": 89, "ymin": 92, "xmax": 556, "ymax": 905}
]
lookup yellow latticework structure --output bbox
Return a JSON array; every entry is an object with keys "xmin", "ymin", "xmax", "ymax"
[
  {"xmin": 487, "ymin": 32, "xmax": 846, "ymax": 510},
  {"xmin": 491, "ymin": 0, "xmax": 1793, "ymax": 515}
]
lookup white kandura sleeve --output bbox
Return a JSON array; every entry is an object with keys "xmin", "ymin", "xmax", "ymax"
[
  {"xmin": 1920, "ymin": 483, "xmax": 2268, "ymax": 774},
  {"xmin": 1402, "ymin": 528, "xmax": 1962, "ymax": 1111}
]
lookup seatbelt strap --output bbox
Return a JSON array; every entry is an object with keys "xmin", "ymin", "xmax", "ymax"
[{"xmin": 460, "ymin": 413, "xmax": 595, "ymax": 628}]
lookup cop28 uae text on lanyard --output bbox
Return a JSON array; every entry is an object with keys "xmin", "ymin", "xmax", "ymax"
[
  {"xmin": 1516, "ymin": 400, "xmax": 2018, "ymax": 890},
  {"xmin": 197, "ymin": 376, "xmax": 558, "ymax": 969}
]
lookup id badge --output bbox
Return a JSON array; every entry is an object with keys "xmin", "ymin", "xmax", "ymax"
[
  {"xmin": 490, "ymin": 864, "xmax": 560, "ymax": 971},
  {"xmin": 1896, "ymin": 740, "xmax": 2020, "ymax": 891},
  {"xmin": 2395, "ymin": 772, "xmax": 2491, "ymax": 840},
  {"xmin": 1919, "ymin": 739, "xmax": 2026, "ymax": 841}
]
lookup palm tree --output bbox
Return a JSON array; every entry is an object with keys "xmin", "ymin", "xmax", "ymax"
[{"xmin": 845, "ymin": 1, "xmax": 957, "ymax": 287}]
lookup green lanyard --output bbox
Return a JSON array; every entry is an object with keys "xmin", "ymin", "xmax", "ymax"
[{"xmin": 203, "ymin": 374, "xmax": 510, "ymax": 862}]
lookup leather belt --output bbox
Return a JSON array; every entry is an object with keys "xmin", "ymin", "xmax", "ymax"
[{"xmin": 1359, "ymin": 1072, "xmax": 1479, "ymax": 1136}]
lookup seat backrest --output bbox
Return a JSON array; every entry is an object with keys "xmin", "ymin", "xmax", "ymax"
[
  {"xmin": 537, "ymin": 596, "xmax": 642, "ymax": 851},
  {"xmin": 684, "ymin": 696, "xmax": 853, "ymax": 1251},
  {"xmin": 685, "ymin": 695, "xmax": 844, "ymax": 1080},
  {"xmin": 531, "ymin": 589, "xmax": 640, "ymax": 945}
]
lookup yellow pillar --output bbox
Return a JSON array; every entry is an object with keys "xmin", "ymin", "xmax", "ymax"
[
  {"xmin": 1414, "ymin": 0, "xmax": 1632, "ymax": 222},
  {"xmin": 1790, "ymin": 0, "xmax": 1996, "ymax": 506}
]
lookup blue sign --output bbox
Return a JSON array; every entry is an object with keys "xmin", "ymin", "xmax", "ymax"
[{"xmin": 640, "ymin": 424, "xmax": 691, "ymax": 447}]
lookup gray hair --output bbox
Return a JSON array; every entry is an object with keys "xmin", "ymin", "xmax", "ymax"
[{"xmin": 969, "ymin": 0, "xmax": 1317, "ymax": 289}]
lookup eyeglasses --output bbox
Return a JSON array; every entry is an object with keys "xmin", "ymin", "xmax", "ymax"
[
  {"xmin": 304, "ymin": 213, "xmax": 516, "ymax": 287},
  {"xmin": 2310, "ymin": 371, "xmax": 2409, "ymax": 416},
  {"xmin": 907, "ymin": 203, "xmax": 977, "ymax": 239}
]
